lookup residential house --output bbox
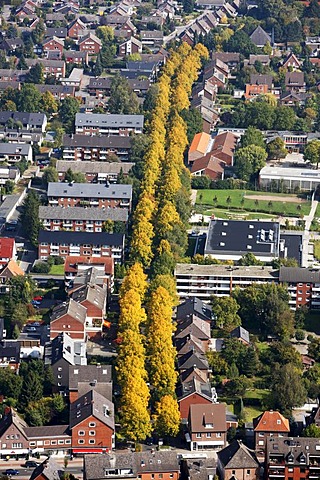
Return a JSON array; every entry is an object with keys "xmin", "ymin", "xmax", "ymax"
[
  {"xmin": 38, "ymin": 230, "xmax": 125, "ymax": 263},
  {"xmin": 47, "ymin": 182, "xmax": 132, "ymax": 210},
  {"xmin": 78, "ymin": 33, "xmax": 102, "ymax": 55},
  {"xmin": 121, "ymin": 61, "xmax": 159, "ymax": 82},
  {"xmin": 188, "ymin": 403, "xmax": 227, "ymax": 451},
  {"xmin": 0, "ymin": 260, "xmax": 24, "ymax": 294},
  {"xmin": 0, "ymin": 340, "xmax": 20, "ymax": 370},
  {"xmin": 217, "ymin": 440, "xmax": 260, "ymax": 480},
  {"xmin": 178, "ymin": 350, "xmax": 210, "ymax": 378},
  {"xmin": 210, "ymin": 131, "xmax": 238, "ymax": 166},
  {"xmin": 188, "ymin": 132, "xmax": 212, "ymax": 165},
  {"xmin": 62, "ymin": 134, "xmax": 132, "ymax": 161},
  {"xmin": 175, "ymin": 316, "xmax": 211, "ymax": 342},
  {"xmin": 204, "ymin": 219, "xmax": 281, "ymax": 262},
  {"xmin": 247, "ymin": 54, "xmax": 270, "ymax": 66},
  {"xmin": 49, "ymin": 299, "xmax": 87, "ymax": 341},
  {"xmin": 119, "ymin": 37, "xmax": 142, "ymax": 57},
  {"xmin": 195, "ymin": 0, "xmax": 225, "ymax": 9},
  {"xmin": 29, "ymin": 458, "xmax": 62, "ymax": 480},
  {"xmin": 280, "ymin": 91, "xmax": 310, "ymax": 107},
  {"xmin": 181, "ymin": 457, "xmax": 217, "ymax": 480},
  {"xmin": 285, "ymin": 71, "xmax": 306, "ymax": 93},
  {"xmin": 88, "ymin": 77, "xmax": 150, "ymax": 97},
  {"xmin": 39, "ymin": 206, "xmax": 128, "ymax": 233},
  {"xmin": 279, "ymin": 266, "xmax": 320, "ymax": 309},
  {"xmin": 44, "ymin": 332, "xmax": 87, "ymax": 392},
  {"xmin": 0, "ymin": 238, "xmax": 17, "ymax": 267},
  {"xmin": 230, "ymin": 326, "xmax": 250, "ymax": 345},
  {"xmin": 75, "ymin": 113, "xmax": 144, "ymax": 135},
  {"xmin": 283, "ymin": 53, "xmax": 301, "ymax": 70},
  {"xmin": 42, "ymin": 36, "xmax": 64, "ymax": 56},
  {"xmin": 0, "ymin": 407, "xmax": 29, "ymax": 457},
  {"xmin": 45, "ymin": 27, "xmax": 68, "ymax": 38},
  {"xmin": 26, "ymin": 59, "xmax": 66, "ymax": 79},
  {"xmin": 175, "ymin": 334, "xmax": 207, "ymax": 358},
  {"xmin": 0, "ymin": 69, "xmax": 28, "ymax": 82},
  {"xmin": 70, "ymin": 389, "xmax": 115, "ymax": 453},
  {"xmin": 250, "ymin": 26, "xmax": 271, "ymax": 47},
  {"xmin": 0, "ymin": 38, "xmax": 24, "ymax": 54},
  {"xmin": 68, "ymin": 18, "xmax": 87, "ymax": 38},
  {"xmin": 253, "ymin": 410, "xmax": 290, "ymax": 451},
  {"xmin": 265, "ymin": 436, "xmax": 320, "ymax": 480},
  {"xmin": 68, "ymin": 364, "xmax": 112, "ymax": 403},
  {"xmin": 176, "ymin": 297, "xmax": 213, "ymax": 322},
  {"xmin": 140, "ymin": 30, "xmax": 164, "ymax": 50},
  {"xmin": 63, "ymin": 51, "xmax": 89, "ymax": 67},
  {"xmin": 84, "ymin": 451, "xmax": 180, "ymax": 480},
  {"xmin": 35, "ymin": 84, "xmax": 75, "ymax": 100},
  {"xmin": 0, "ymin": 81, "xmax": 20, "ymax": 94},
  {"xmin": 178, "ymin": 378, "xmax": 215, "ymax": 420},
  {"xmin": 0, "ymin": 144, "xmax": 32, "ymax": 164},
  {"xmin": 212, "ymin": 52, "xmax": 240, "ymax": 70},
  {"xmin": 0, "ymin": 166, "xmax": 20, "ymax": 187},
  {"xmin": 64, "ymin": 256, "xmax": 114, "ymax": 291},
  {"xmin": 69, "ymin": 283, "xmax": 107, "ymax": 337},
  {"xmin": 191, "ymin": 154, "xmax": 226, "ymax": 180},
  {"xmin": 56, "ymin": 160, "xmax": 133, "ymax": 183},
  {"xmin": 307, "ymin": 404, "xmax": 320, "ymax": 428},
  {"xmin": 180, "ymin": 366, "xmax": 209, "ymax": 385},
  {"xmin": 0, "ymin": 112, "xmax": 47, "ymax": 132}
]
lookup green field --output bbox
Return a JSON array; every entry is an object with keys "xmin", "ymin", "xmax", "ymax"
[
  {"xmin": 202, "ymin": 207, "xmax": 276, "ymax": 220},
  {"xmin": 196, "ymin": 189, "xmax": 311, "ymax": 217}
]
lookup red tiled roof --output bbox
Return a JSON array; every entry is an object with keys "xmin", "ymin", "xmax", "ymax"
[
  {"xmin": 253, "ymin": 411, "xmax": 290, "ymax": 432},
  {"xmin": 0, "ymin": 237, "xmax": 15, "ymax": 260},
  {"xmin": 64, "ymin": 255, "xmax": 114, "ymax": 275}
]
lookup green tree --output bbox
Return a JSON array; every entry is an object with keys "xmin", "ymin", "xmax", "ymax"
[
  {"xmin": 242, "ymin": 346, "xmax": 259, "ymax": 377},
  {"xmin": 20, "ymin": 190, "xmax": 41, "ymax": 246},
  {"xmin": 25, "ymin": 63, "xmax": 44, "ymax": 84},
  {"xmin": 304, "ymin": 139, "xmax": 320, "ymax": 168},
  {"xmin": 94, "ymin": 54, "xmax": 103, "ymax": 77},
  {"xmin": 20, "ymin": 370, "xmax": 43, "ymax": 408},
  {"xmin": 271, "ymin": 364, "xmax": 306, "ymax": 414},
  {"xmin": 181, "ymin": 108, "xmax": 203, "ymax": 143},
  {"xmin": 42, "ymin": 166, "xmax": 58, "ymax": 185},
  {"xmin": 267, "ymin": 137, "xmax": 287, "ymax": 160},
  {"xmin": 0, "ymin": 368, "xmax": 22, "ymax": 399},
  {"xmin": 234, "ymin": 145, "xmax": 267, "ymax": 181},
  {"xmin": 273, "ymin": 106, "xmax": 296, "ymax": 131},
  {"xmin": 238, "ymin": 253, "xmax": 262, "ymax": 266},
  {"xmin": 240, "ymin": 126, "xmax": 265, "ymax": 149},
  {"xmin": 108, "ymin": 75, "xmax": 140, "ymax": 115},
  {"xmin": 211, "ymin": 295, "xmax": 241, "ymax": 332},
  {"xmin": 59, "ymin": 97, "xmax": 80, "ymax": 133},
  {"xmin": 17, "ymin": 84, "xmax": 42, "ymax": 112},
  {"xmin": 304, "ymin": 424, "xmax": 320, "ymax": 437}
]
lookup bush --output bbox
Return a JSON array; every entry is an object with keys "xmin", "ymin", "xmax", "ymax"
[
  {"xmin": 53, "ymin": 256, "xmax": 64, "ymax": 265},
  {"xmin": 47, "ymin": 256, "xmax": 54, "ymax": 267},
  {"xmin": 32, "ymin": 262, "xmax": 50, "ymax": 274},
  {"xmin": 191, "ymin": 176, "xmax": 211, "ymax": 189},
  {"xmin": 295, "ymin": 330, "xmax": 305, "ymax": 341}
]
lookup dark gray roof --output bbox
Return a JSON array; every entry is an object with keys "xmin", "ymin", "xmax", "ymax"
[
  {"xmin": 250, "ymin": 73, "xmax": 273, "ymax": 88},
  {"xmin": 177, "ymin": 377, "xmax": 213, "ymax": 401},
  {"xmin": 70, "ymin": 283, "xmax": 106, "ymax": 311},
  {"xmin": 280, "ymin": 233, "xmax": 302, "ymax": 266},
  {"xmin": 177, "ymin": 350, "xmax": 209, "ymax": 371},
  {"xmin": 0, "ymin": 340, "xmax": 20, "ymax": 363},
  {"xmin": 45, "ymin": 27, "xmax": 68, "ymax": 38},
  {"xmin": 63, "ymin": 134, "xmax": 132, "ymax": 149},
  {"xmin": 25, "ymin": 425, "xmax": 70, "ymax": 439},
  {"xmin": 45, "ymin": 332, "xmax": 87, "ymax": 367},
  {"xmin": 69, "ymin": 365, "xmax": 112, "ymax": 400},
  {"xmin": 230, "ymin": 326, "xmax": 250, "ymax": 343},
  {"xmin": 56, "ymin": 160, "xmax": 133, "ymax": 176},
  {"xmin": 250, "ymin": 26, "xmax": 271, "ymax": 46},
  {"xmin": 279, "ymin": 266, "xmax": 320, "ymax": 283},
  {"xmin": 50, "ymin": 298, "xmax": 87, "ymax": 324},
  {"xmin": 218, "ymin": 440, "xmax": 259, "ymax": 469},
  {"xmin": 30, "ymin": 457, "xmax": 62, "ymax": 480},
  {"xmin": 84, "ymin": 451, "xmax": 180, "ymax": 480},
  {"xmin": 175, "ymin": 316, "xmax": 211, "ymax": 340},
  {"xmin": 39, "ymin": 229, "xmax": 124, "ymax": 246},
  {"xmin": 47, "ymin": 182, "xmax": 132, "ymax": 200},
  {"xmin": 176, "ymin": 297, "xmax": 213, "ymax": 322},
  {"xmin": 266, "ymin": 437, "xmax": 320, "ymax": 465},
  {"xmin": 69, "ymin": 389, "xmax": 114, "ymax": 430},
  {"xmin": 39, "ymin": 206, "xmax": 128, "ymax": 222},
  {"xmin": 75, "ymin": 113, "xmax": 144, "ymax": 129},
  {"xmin": 204, "ymin": 220, "xmax": 280, "ymax": 258}
]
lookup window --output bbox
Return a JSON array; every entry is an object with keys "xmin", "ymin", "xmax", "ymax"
[
  {"xmin": 58, "ymin": 375, "xmax": 62, "ymax": 379},
  {"xmin": 89, "ymin": 422, "xmax": 96, "ymax": 427},
  {"xmin": 2, "ymin": 444, "xmax": 6, "ymax": 448},
  {"xmin": 65, "ymin": 439, "xmax": 71, "ymax": 445},
  {"xmin": 89, "ymin": 431, "xmax": 95, "ymax": 436},
  {"xmin": 247, "ymin": 470, "xmax": 250, "ymax": 475},
  {"xmin": 12, "ymin": 443, "xmax": 22, "ymax": 448},
  {"xmin": 169, "ymin": 475, "xmax": 173, "ymax": 479},
  {"xmin": 196, "ymin": 433, "xmax": 201, "ymax": 438},
  {"xmin": 159, "ymin": 475, "xmax": 163, "ymax": 479},
  {"xmin": 58, "ymin": 440, "xmax": 64, "ymax": 445},
  {"xmin": 232, "ymin": 471, "xmax": 235, "ymax": 475},
  {"xmin": 78, "ymin": 439, "xmax": 84, "ymax": 445},
  {"xmin": 78, "ymin": 431, "xmax": 85, "ymax": 436},
  {"xmin": 89, "ymin": 439, "xmax": 95, "ymax": 444},
  {"xmin": 206, "ymin": 433, "xmax": 211, "ymax": 438},
  {"xmin": 30, "ymin": 442, "xmax": 36, "ymax": 447},
  {"xmin": 259, "ymin": 433, "xmax": 264, "ymax": 437},
  {"xmin": 216, "ymin": 433, "xmax": 221, "ymax": 438},
  {"xmin": 58, "ymin": 367, "xmax": 62, "ymax": 371},
  {"xmin": 51, "ymin": 440, "xmax": 57, "ymax": 445}
]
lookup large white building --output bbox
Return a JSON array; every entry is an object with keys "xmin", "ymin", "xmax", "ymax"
[{"xmin": 259, "ymin": 165, "xmax": 320, "ymax": 192}]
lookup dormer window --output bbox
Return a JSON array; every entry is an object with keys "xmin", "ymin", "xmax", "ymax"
[
  {"xmin": 205, "ymin": 423, "xmax": 213, "ymax": 428},
  {"xmin": 287, "ymin": 452, "xmax": 294, "ymax": 463}
]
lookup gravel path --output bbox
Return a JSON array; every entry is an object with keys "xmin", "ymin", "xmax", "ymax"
[{"xmin": 244, "ymin": 194, "xmax": 307, "ymax": 204}]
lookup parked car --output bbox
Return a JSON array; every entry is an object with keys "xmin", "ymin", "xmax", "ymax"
[
  {"xmin": 31, "ymin": 300, "xmax": 41, "ymax": 306},
  {"xmin": 5, "ymin": 469, "xmax": 20, "ymax": 475},
  {"xmin": 24, "ymin": 461, "xmax": 39, "ymax": 468},
  {"xmin": 33, "ymin": 296, "xmax": 43, "ymax": 302}
]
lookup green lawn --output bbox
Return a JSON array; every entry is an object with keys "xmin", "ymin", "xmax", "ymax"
[
  {"xmin": 255, "ymin": 341, "xmax": 269, "ymax": 353},
  {"xmin": 243, "ymin": 405, "xmax": 263, "ymax": 422},
  {"xmin": 244, "ymin": 389, "xmax": 269, "ymax": 401},
  {"xmin": 196, "ymin": 189, "xmax": 311, "ymax": 217},
  {"xmin": 49, "ymin": 264, "xmax": 65, "ymax": 275},
  {"xmin": 202, "ymin": 207, "xmax": 276, "ymax": 220}
]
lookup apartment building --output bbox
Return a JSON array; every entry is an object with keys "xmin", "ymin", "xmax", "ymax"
[
  {"xmin": 265, "ymin": 437, "xmax": 320, "ymax": 480},
  {"xmin": 38, "ymin": 230, "xmax": 125, "ymax": 263},
  {"xmin": 56, "ymin": 160, "xmax": 134, "ymax": 183},
  {"xmin": 62, "ymin": 134, "xmax": 132, "ymax": 161},
  {"xmin": 75, "ymin": 113, "xmax": 144, "ymax": 136},
  {"xmin": 175, "ymin": 264, "xmax": 279, "ymax": 301},
  {"xmin": 279, "ymin": 266, "xmax": 320, "ymax": 309},
  {"xmin": 0, "ymin": 143, "xmax": 32, "ymax": 163},
  {"xmin": 47, "ymin": 182, "xmax": 132, "ymax": 210},
  {"xmin": 254, "ymin": 411, "xmax": 290, "ymax": 452},
  {"xmin": 188, "ymin": 403, "xmax": 227, "ymax": 451},
  {"xmin": 39, "ymin": 206, "xmax": 128, "ymax": 232}
]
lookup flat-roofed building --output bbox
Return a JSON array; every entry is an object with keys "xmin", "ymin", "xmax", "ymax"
[
  {"xmin": 75, "ymin": 113, "xmax": 144, "ymax": 136},
  {"xmin": 259, "ymin": 165, "xmax": 320, "ymax": 192},
  {"xmin": 56, "ymin": 160, "xmax": 134, "ymax": 183},
  {"xmin": 175, "ymin": 264, "xmax": 279, "ymax": 300}
]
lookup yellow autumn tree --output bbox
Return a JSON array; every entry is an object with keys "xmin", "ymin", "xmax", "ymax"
[
  {"xmin": 120, "ymin": 375, "xmax": 151, "ymax": 441},
  {"xmin": 153, "ymin": 394, "xmax": 180, "ymax": 437},
  {"xmin": 120, "ymin": 263, "xmax": 147, "ymax": 300},
  {"xmin": 118, "ymin": 289, "xmax": 147, "ymax": 332}
]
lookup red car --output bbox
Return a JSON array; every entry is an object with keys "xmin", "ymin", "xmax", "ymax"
[{"xmin": 33, "ymin": 296, "xmax": 43, "ymax": 301}]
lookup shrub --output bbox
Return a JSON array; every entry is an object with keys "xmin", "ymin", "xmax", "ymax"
[
  {"xmin": 53, "ymin": 256, "xmax": 65, "ymax": 265},
  {"xmin": 32, "ymin": 262, "xmax": 50, "ymax": 274},
  {"xmin": 295, "ymin": 330, "xmax": 305, "ymax": 341}
]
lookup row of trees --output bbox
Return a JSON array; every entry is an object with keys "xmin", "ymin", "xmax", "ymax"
[{"xmin": 117, "ymin": 44, "xmax": 208, "ymax": 441}]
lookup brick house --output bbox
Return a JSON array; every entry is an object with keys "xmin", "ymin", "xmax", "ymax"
[
  {"xmin": 42, "ymin": 36, "xmax": 64, "ymax": 55},
  {"xmin": 38, "ymin": 230, "xmax": 125, "ymax": 263},
  {"xmin": 217, "ymin": 440, "xmax": 260, "ymax": 480},
  {"xmin": 62, "ymin": 134, "xmax": 132, "ymax": 161},
  {"xmin": 29, "ymin": 458, "xmax": 62, "ymax": 480},
  {"xmin": 119, "ymin": 37, "xmax": 142, "ymax": 57},
  {"xmin": 0, "ymin": 238, "xmax": 17, "ymax": 266},
  {"xmin": 0, "ymin": 407, "xmax": 29, "ymax": 457},
  {"xmin": 178, "ymin": 378, "xmax": 215, "ymax": 420},
  {"xmin": 47, "ymin": 182, "xmax": 132, "ymax": 210},
  {"xmin": 63, "ymin": 50, "xmax": 89, "ymax": 66},
  {"xmin": 253, "ymin": 411, "xmax": 290, "ymax": 451},
  {"xmin": 68, "ymin": 364, "xmax": 112, "ymax": 403},
  {"xmin": 70, "ymin": 389, "xmax": 115, "ymax": 454},
  {"xmin": 69, "ymin": 283, "xmax": 107, "ymax": 337},
  {"xmin": 64, "ymin": 256, "xmax": 114, "ymax": 290},
  {"xmin": 68, "ymin": 18, "xmax": 87, "ymax": 39},
  {"xmin": 78, "ymin": 33, "xmax": 102, "ymax": 55},
  {"xmin": 188, "ymin": 403, "xmax": 227, "ymax": 451},
  {"xmin": 188, "ymin": 132, "xmax": 211, "ymax": 165},
  {"xmin": 49, "ymin": 298, "xmax": 87, "ymax": 341},
  {"xmin": 285, "ymin": 71, "xmax": 306, "ymax": 93},
  {"xmin": 26, "ymin": 59, "xmax": 66, "ymax": 78}
]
